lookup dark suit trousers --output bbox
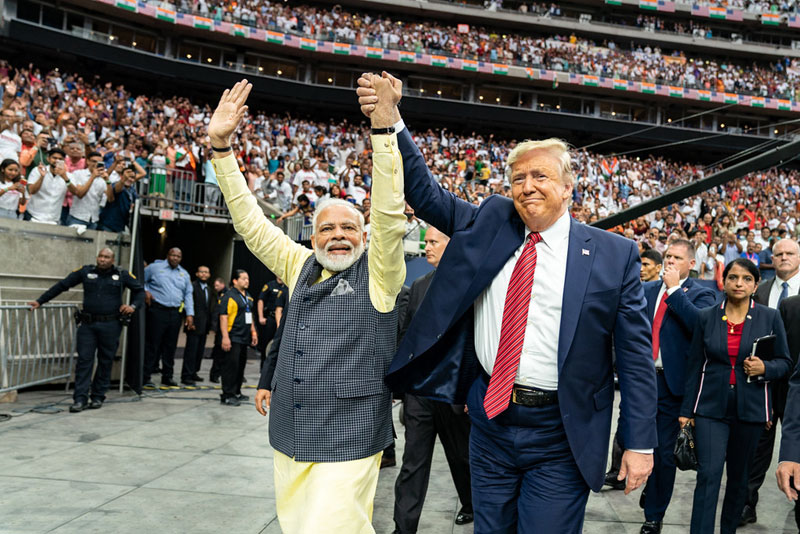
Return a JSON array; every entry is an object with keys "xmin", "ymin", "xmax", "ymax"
[
  {"xmin": 746, "ymin": 380, "xmax": 787, "ymax": 507},
  {"xmin": 209, "ymin": 332, "xmax": 223, "ymax": 380},
  {"xmin": 394, "ymin": 394, "xmax": 472, "ymax": 534},
  {"xmin": 221, "ymin": 342, "xmax": 248, "ymax": 399},
  {"xmin": 257, "ymin": 317, "xmax": 277, "ymax": 368},
  {"xmin": 144, "ymin": 306, "xmax": 181, "ymax": 379},
  {"xmin": 73, "ymin": 320, "xmax": 122, "ymax": 403},
  {"xmin": 467, "ymin": 376, "xmax": 589, "ymax": 534},
  {"xmin": 643, "ymin": 371, "xmax": 683, "ymax": 521},
  {"xmin": 181, "ymin": 332, "xmax": 207, "ymax": 381},
  {"xmin": 691, "ymin": 387, "xmax": 764, "ymax": 534}
]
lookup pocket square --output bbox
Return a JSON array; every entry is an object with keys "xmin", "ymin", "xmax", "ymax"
[{"xmin": 330, "ymin": 278, "xmax": 355, "ymax": 296}]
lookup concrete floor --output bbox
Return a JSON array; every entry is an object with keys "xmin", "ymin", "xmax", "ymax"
[{"xmin": 1, "ymin": 358, "xmax": 798, "ymax": 533}]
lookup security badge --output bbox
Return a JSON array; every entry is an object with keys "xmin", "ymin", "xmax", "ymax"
[
  {"xmin": 87, "ymin": 273, "xmax": 98, "ymax": 279},
  {"xmin": 112, "ymin": 274, "xmax": 120, "ymax": 280}
]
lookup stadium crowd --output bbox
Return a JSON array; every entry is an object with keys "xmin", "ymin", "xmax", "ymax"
[
  {"xmin": 146, "ymin": 0, "xmax": 800, "ymax": 99},
  {"xmin": 1, "ymin": 59, "xmax": 799, "ymax": 283}
]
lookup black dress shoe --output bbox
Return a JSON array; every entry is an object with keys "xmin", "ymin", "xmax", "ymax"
[
  {"xmin": 739, "ymin": 504, "xmax": 757, "ymax": 526},
  {"xmin": 191, "ymin": 374, "xmax": 204, "ymax": 382},
  {"xmin": 640, "ymin": 520, "xmax": 662, "ymax": 534},
  {"xmin": 180, "ymin": 380, "xmax": 197, "ymax": 387},
  {"xmin": 639, "ymin": 488, "xmax": 647, "ymax": 509},
  {"xmin": 69, "ymin": 402, "xmax": 88, "ymax": 413},
  {"xmin": 380, "ymin": 456, "xmax": 397, "ymax": 469},
  {"xmin": 455, "ymin": 511, "xmax": 474, "ymax": 525},
  {"xmin": 88, "ymin": 399, "xmax": 103, "ymax": 410},
  {"xmin": 209, "ymin": 376, "xmax": 220, "ymax": 384},
  {"xmin": 236, "ymin": 394, "xmax": 249, "ymax": 401},
  {"xmin": 162, "ymin": 377, "xmax": 178, "ymax": 387},
  {"xmin": 604, "ymin": 471, "xmax": 626, "ymax": 490},
  {"xmin": 221, "ymin": 397, "xmax": 241, "ymax": 406}
]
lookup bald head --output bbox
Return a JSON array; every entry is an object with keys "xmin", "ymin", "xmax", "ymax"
[
  {"xmin": 774, "ymin": 238, "xmax": 800, "ymax": 281},
  {"xmin": 96, "ymin": 248, "xmax": 115, "ymax": 270},
  {"xmin": 167, "ymin": 248, "xmax": 182, "ymax": 269}
]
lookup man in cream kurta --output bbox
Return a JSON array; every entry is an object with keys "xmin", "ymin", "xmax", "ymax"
[{"xmin": 207, "ymin": 79, "xmax": 406, "ymax": 533}]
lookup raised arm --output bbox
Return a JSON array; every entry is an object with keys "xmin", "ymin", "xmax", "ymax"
[{"xmin": 207, "ymin": 80, "xmax": 311, "ymax": 294}]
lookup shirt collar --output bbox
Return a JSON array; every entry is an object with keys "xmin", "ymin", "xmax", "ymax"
[
  {"xmin": 776, "ymin": 270, "xmax": 800, "ymax": 290},
  {"xmin": 662, "ymin": 277, "xmax": 689, "ymax": 292},
  {"xmin": 524, "ymin": 209, "xmax": 570, "ymax": 248}
]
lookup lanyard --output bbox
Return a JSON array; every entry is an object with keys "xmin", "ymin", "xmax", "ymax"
[{"xmin": 237, "ymin": 292, "xmax": 250, "ymax": 312}]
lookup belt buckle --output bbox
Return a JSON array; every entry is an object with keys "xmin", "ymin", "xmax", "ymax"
[{"xmin": 512, "ymin": 388, "xmax": 518, "ymax": 405}]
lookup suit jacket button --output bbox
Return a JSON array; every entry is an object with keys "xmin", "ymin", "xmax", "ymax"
[
  {"xmin": 408, "ymin": 352, "xmax": 414, "ymax": 360},
  {"xmin": 437, "ymin": 334, "xmax": 442, "ymax": 339}
]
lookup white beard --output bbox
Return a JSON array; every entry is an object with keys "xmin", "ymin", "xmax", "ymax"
[{"xmin": 314, "ymin": 238, "xmax": 365, "ymax": 272}]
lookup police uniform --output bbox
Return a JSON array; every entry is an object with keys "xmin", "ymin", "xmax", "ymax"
[
  {"xmin": 36, "ymin": 264, "xmax": 144, "ymax": 409},
  {"xmin": 256, "ymin": 280, "xmax": 287, "ymax": 367},
  {"xmin": 219, "ymin": 287, "xmax": 255, "ymax": 403}
]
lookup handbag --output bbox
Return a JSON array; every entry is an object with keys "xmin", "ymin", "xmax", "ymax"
[{"xmin": 674, "ymin": 424, "xmax": 699, "ymax": 471}]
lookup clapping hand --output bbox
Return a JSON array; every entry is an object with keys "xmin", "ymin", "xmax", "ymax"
[{"xmin": 208, "ymin": 79, "xmax": 252, "ymax": 148}]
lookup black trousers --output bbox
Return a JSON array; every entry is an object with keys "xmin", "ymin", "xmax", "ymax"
[
  {"xmin": 181, "ymin": 332, "xmax": 207, "ymax": 381},
  {"xmin": 690, "ymin": 387, "xmax": 764, "ymax": 534},
  {"xmin": 394, "ymin": 394, "xmax": 472, "ymax": 534},
  {"xmin": 257, "ymin": 317, "xmax": 277, "ymax": 369},
  {"xmin": 209, "ymin": 332, "xmax": 223, "ymax": 381},
  {"xmin": 221, "ymin": 342, "xmax": 248, "ymax": 399},
  {"xmin": 144, "ymin": 306, "xmax": 181, "ymax": 380},
  {"xmin": 73, "ymin": 320, "xmax": 122, "ymax": 403}
]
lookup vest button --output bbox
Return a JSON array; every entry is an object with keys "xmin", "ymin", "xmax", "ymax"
[
  {"xmin": 296, "ymin": 350, "xmax": 303, "ymax": 357},
  {"xmin": 295, "ymin": 403, "xmax": 301, "ymax": 409},
  {"xmin": 299, "ymin": 323, "xmax": 306, "ymax": 330},
  {"xmin": 303, "ymin": 296, "xmax": 310, "ymax": 302}
]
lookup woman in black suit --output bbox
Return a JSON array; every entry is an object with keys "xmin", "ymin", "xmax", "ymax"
[{"xmin": 680, "ymin": 258, "xmax": 791, "ymax": 534}]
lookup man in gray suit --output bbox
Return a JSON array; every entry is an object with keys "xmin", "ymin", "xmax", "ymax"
[{"xmin": 208, "ymin": 79, "xmax": 406, "ymax": 533}]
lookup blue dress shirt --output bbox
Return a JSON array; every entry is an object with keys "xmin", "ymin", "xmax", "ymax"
[{"xmin": 144, "ymin": 259, "xmax": 194, "ymax": 316}]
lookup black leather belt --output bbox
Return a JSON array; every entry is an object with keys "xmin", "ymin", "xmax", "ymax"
[
  {"xmin": 152, "ymin": 302, "xmax": 179, "ymax": 311},
  {"xmin": 77, "ymin": 311, "xmax": 119, "ymax": 323},
  {"xmin": 656, "ymin": 367, "xmax": 665, "ymax": 375},
  {"xmin": 511, "ymin": 385, "xmax": 558, "ymax": 407}
]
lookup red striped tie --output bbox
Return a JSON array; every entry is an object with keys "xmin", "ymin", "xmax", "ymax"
[{"xmin": 484, "ymin": 232, "xmax": 542, "ymax": 419}]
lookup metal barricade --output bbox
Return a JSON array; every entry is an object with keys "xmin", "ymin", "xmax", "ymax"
[
  {"xmin": 140, "ymin": 166, "xmax": 197, "ymax": 214},
  {"xmin": 192, "ymin": 183, "xmax": 230, "ymax": 218},
  {"xmin": 0, "ymin": 304, "xmax": 78, "ymax": 394},
  {"xmin": 284, "ymin": 214, "xmax": 313, "ymax": 241}
]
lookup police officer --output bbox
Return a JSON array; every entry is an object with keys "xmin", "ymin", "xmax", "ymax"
[
  {"xmin": 29, "ymin": 247, "xmax": 144, "ymax": 413},
  {"xmin": 256, "ymin": 277, "xmax": 286, "ymax": 369}
]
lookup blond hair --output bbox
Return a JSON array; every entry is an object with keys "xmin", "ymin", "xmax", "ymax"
[{"xmin": 506, "ymin": 138, "xmax": 574, "ymax": 185}]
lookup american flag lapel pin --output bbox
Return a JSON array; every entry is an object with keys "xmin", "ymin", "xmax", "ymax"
[
  {"xmin": 683, "ymin": 287, "xmax": 689, "ymax": 293},
  {"xmin": 582, "ymin": 248, "xmax": 590, "ymax": 256}
]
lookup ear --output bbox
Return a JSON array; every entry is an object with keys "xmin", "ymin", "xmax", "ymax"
[
  {"xmin": 310, "ymin": 234, "xmax": 316, "ymax": 250},
  {"xmin": 362, "ymin": 231, "xmax": 367, "ymax": 246}
]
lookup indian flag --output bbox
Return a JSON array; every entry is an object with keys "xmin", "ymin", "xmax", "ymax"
[
  {"xmin": 724, "ymin": 93, "xmax": 739, "ymax": 104},
  {"xmin": 266, "ymin": 31, "xmax": 283, "ymax": 44},
  {"xmin": 300, "ymin": 38, "xmax": 317, "ymax": 51},
  {"xmin": 333, "ymin": 43, "xmax": 350, "ymax": 55},
  {"xmin": 231, "ymin": 24, "xmax": 246, "ymax": 37},
  {"xmin": 639, "ymin": 0, "xmax": 658, "ymax": 10},
  {"xmin": 366, "ymin": 47, "xmax": 383, "ymax": 59},
  {"xmin": 156, "ymin": 7, "xmax": 176, "ymax": 22},
  {"xmin": 399, "ymin": 52, "xmax": 415, "ymax": 63},
  {"xmin": 697, "ymin": 90, "xmax": 711, "ymax": 101},
  {"xmin": 761, "ymin": 13, "xmax": 780, "ymax": 25},
  {"xmin": 462, "ymin": 59, "xmax": 478, "ymax": 72},
  {"xmin": 582, "ymin": 75, "xmax": 599, "ymax": 87},
  {"xmin": 193, "ymin": 16, "xmax": 213, "ymax": 30},
  {"xmin": 751, "ymin": 97, "xmax": 765, "ymax": 108},
  {"xmin": 709, "ymin": 6, "xmax": 727, "ymax": 19},
  {"xmin": 641, "ymin": 82, "xmax": 656, "ymax": 94},
  {"xmin": 778, "ymin": 99, "xmax": 792, "ymax": 111},
  {"xmin": 493, "ymin": 63, "xmax": 508, "ymax": 75},
  {"xmin": 668, "ymin": 86, "xmax": 683, "ymax": 98},
  {"xmin": 115, "ymin": 0, "xmax": 137, "ymax": 12},
  {"xmin": 605, "ymin": 0, "xmax": 622, "ymax": 5},
  {"xmin": 431, "ymin": 55, "xmax": 448, "ymax": 68},
  {"xmin": 613, "ymin": 79, "xmax": 627, "ymax": 90}
]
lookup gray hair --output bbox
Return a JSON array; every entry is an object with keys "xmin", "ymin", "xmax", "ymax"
[
  {"xmin": 506, "ymin": 138, "xmax": 574, "ymax": 186},
  {"xmin": 312, "ymin": 198, "xmax": 365, "ymax": 233}
]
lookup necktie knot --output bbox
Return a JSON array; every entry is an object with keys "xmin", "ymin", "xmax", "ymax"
[
  {"xmin": 783, "ymin": 282, "xmax": 789, "ymax": 290},
  {"xmin": 527, "ymin": 232, "xmax": 542, "ymax": 246}
]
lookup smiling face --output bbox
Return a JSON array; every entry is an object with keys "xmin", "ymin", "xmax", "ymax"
[
  {"xmin": 310, "ymin": 204, "xmax": 366, "ymax": 273},
  {"xmin": 510, "ymin": 148, "xmax": 572, "ymax": 232}
]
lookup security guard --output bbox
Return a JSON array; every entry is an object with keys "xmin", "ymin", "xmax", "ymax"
[
  {"xmin": 29, "ymin": 247, "xmax": 144, "ymax": 413},
  {"xmin": 256, "ymin": 277, "xmax": 286, "ymax": 369}
]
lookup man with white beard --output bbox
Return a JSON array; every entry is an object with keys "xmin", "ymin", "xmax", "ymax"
[{"xmin": 207, "ymin": 79, "xmax": 406, "ymax": 534}]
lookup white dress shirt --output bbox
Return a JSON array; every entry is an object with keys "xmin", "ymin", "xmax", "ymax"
[
  {"xmin": 474, "ymin": 210, "xmax": 570, "ymax": 391},
  {"xmin": 768, "ymin": 270, "xmax": 800, "ymax": 309},
  {"xmin": 68, "ymin": 169, "xmax": 108, "ymax": 223},
  {"xmin": 653, "ymin": 278, "xmax": 687, "ymax": 368},
  {"xmin": 26, "ymin": 166, "xmax": 68, "ymax": 224}
]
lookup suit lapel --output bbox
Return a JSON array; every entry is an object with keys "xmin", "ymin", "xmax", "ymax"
[
  {"xmin": 645, "ymin": 283, "xmax": 659, "ymax": 322},
  {"xmin": 737, "ymin": 300, "xmax": 756, "ymax": 362},
  {"xmin": 558, "ymin": 220, "xmax": 595, "ymax": 372}
]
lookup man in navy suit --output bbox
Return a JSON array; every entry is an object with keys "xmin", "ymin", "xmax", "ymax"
[
  {"xmin": 639, "ymin": 239, "xmax": 717, "ymax": 534},
  {"xmin": 358, "ymin": 72, "xmax": 657, "ymax": 533}
]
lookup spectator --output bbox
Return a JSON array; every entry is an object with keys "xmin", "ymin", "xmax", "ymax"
[
  {"xmin": 0, "ymin": 108, "xmax": 21, "ymax": 163},
  {"xmin": 0, "ymin": 158, "xmax": 26, "ymax": 219},
  {"xmin": 98, "ymin": 163, "xmax": 143, "ymax": 233},
  {"xmin": 25, "ymin": 148, "xmax": 69, "ymax": 224},
  {"xmin": 65, "ymin": 152, "xmax": 111, "ymax": 229}
]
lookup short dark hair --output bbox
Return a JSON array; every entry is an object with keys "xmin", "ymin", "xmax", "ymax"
[
  {"xmin": 48, "ymin": 147, "xmax": 66, "ymax": 158},
  {"xmin": 214, "ymin": 277, "xmax": 226, "ymax": 285},
  {"xmin": 87, "ymin": 151, "xmax": 102, "ymax": 159},
  {"xmin": 722, "ymin": 258, "xmax": 760, "ymax": 284},
  {"xmin": 231, "ymin": 269, "xmax": 248, "ymax": 284},
  {"xmin": 641, "ymin": 249, "xmax": 663, "ymax": 265},
  {"xmin": 667, "ymin": 238, "xmax": 696, "ymax": 260}
]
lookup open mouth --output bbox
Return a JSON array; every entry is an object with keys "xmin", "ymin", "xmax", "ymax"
[{"xmin": 327, "ymin": 244, "xmax": 352, "ymax": 255}]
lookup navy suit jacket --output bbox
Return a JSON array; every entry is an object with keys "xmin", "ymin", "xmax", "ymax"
[
  {"xmin": 386, "ymin": 127, "xmax": 657, "ymax": 491},
  {"xmin": 643, "ymin": 279, "xmax": 717, "ymax": 396},
  {"xmin": 680, "ymin": 300, "xmax": 791, "ymax": 423}
]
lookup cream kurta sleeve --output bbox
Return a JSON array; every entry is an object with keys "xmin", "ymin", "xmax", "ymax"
[
  {"xmin": 212, "ymin": 154, "xmax": 311, "ymax": 297},
  {"xmin": 368, "ymin": 133, "xmax": 407, "ymax": 313}
]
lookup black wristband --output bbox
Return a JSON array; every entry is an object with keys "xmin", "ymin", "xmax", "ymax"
[
  {"xmin": 211, "ymin": 145, "xmax": 232, "ymax": 153},
  {"xmin": 371, "ymin": 126, "xmax": 396, "ymax": 135}
]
